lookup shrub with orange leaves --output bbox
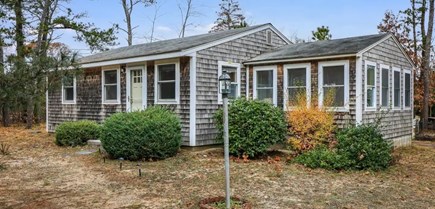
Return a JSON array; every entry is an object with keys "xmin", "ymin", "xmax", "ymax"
[{"xmin": 286, "ymin": 90, "xmax": 335, "ymax": 153}]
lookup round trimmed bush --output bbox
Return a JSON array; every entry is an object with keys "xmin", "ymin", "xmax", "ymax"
[
  {"xmin": 336, "ymin": 125, "xmax": 393, "ymax": 170},
  {"xmin": 55, "ymin": 120, "xmax": 101, "ymax": 146},
  {"xmin": 100, "ymin": 106, "xmax": 182, "ymax": 161},
  {"xmin": 214, "ymin": 98, "xmax": 287, "ymax": 158}
]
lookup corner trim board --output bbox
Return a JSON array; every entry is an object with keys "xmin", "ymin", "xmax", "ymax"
[{"xmin": 189, "ymin": 53, "xmax": 197, "ymax": 146}]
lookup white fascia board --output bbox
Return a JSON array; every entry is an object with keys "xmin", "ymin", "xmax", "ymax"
[{"xmin": 244, "ymin": 54, "xmax": 356, "ymax": 65}]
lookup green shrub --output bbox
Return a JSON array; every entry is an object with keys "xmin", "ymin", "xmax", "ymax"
[
  {"xmin": 100, "ymin": 106, "xmax": 182, "ymax": 161},
  {"xmin": 214, "ymin": 98, "xmax": 287, "ymax": 158},
  {"xmin": 294, "ymin": 125, "xmax": 393, "ymax": 171},
  {"xmin": 55, "ymin": 120, "xmax": 101, "ymax": 146},
  {"xmin": 336, "ymin": 125, "xmax": 393, "ymax": 170},
  {"xmin": 293, "ymin": 145, "xmax": 350, "ymax": 170}
]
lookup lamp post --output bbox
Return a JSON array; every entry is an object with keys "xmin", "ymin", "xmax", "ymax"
[{"xmin": 219, "ymin": 70, "xmax": 231, "ymax": 209}]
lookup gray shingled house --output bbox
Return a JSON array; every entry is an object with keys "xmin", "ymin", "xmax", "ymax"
[{"xmin": 47, "ymin": 23, "xmax": 415, "ymax": 147}]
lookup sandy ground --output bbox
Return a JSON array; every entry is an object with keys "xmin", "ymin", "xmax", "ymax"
[{"xmin": 0, "ymin": 124, "xmax": 434, "ymax": 209}]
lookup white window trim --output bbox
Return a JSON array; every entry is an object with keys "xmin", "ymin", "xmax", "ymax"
[
  {"xmin": 218, "ymin": 61, "xmax": 241, "ymax": 104},
  {"xmin": 253, "ymin": 65, "xmax": 277, "ymax": 106},
  {"xmin": 392, "ymin": 67, "xmax": 401, "ymax": 110},
  {"xmin": 266, "ymin": 30, "xmax": 272, "ymax": 44},
  {"xmin": 283, "ymin": 63, "xmax": 311, "ymax": 111},
  {"xmin": 318, "ymin": 60, "xmax": 350, "ymax": 112},
  {"xmin": 364, "ymin": 61, "xmax": 377, "ymax": 111},
  {"xmin": 154, "ymin": 59, "xmax": 180, "ymax": 105},
  {"xmin": 126, "ymin": 65, "xmax": 147, "ymax": 112},
  {"xmin": 61, "ymin": 75, "xmax": 76, "ymax": 104},
  {"xmin": 403, "ymin": 69, "xmax": 412, "ymax": 110},
  {"xmin": 102, "ymin": 67, "xmax": 121, "ymax": 105},
  {"xmin": 379, "ymin": 64, "xmax": 390, "ymax": 109}
]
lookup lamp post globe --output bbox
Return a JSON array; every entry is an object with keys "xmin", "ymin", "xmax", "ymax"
[{"xmin": 219, "ymin": 70, "xmax": 231, "ymax": 95}]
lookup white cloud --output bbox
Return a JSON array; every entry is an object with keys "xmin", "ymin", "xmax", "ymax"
[{"xmin": 156, "ymin": 26, "xmax": 173, "ymax": 32}]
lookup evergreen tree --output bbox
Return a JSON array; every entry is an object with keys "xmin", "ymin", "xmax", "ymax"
[
  {"xmin": 311, "ymin": 26, "xmax": 332, "ymax": 41},
  {"xmin": 210, "ymin": 0, "xmax": 247, "ymax": 32}
]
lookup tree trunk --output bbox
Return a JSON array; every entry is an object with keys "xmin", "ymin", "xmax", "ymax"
[
  {"xmin": 2, "ymin": 105, "xmax": 10, "ymax": 127},
  {"xmin": 422, "ymin": 0, "xmax": 434, "ymax": 130},
  {"xmin": 122, "ymin": 0, "xmax": 133, "ymax": 46},
  {"xmin": 14, "ymin": 0, "xmax": 25, "ymax": 60}
]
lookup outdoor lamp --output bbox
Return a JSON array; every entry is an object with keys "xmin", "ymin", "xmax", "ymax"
[{"xmin": 219, "ymin": 70, "xmax": 231, "ymax": 95}]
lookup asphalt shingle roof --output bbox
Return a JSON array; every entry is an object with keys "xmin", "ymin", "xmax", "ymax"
[
  {"xmin": 246, "ymin": 33, "xmax": 390, "ymax": 63},
  {"xmin": 78, "ymin": 24, "xmax": 270, "ymax": 64}
]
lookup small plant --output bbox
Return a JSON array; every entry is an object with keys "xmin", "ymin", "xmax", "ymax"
[
  {"xmin": 287, "ymin": 90, "xmax": 335, "ymax": 153},
  {"xmin": 55, "ymin": 120, "xmax": 101, "ymax": 146},
  {"xmin": 336, "ymin": 124, "xmax": 393, "ymax": 170},
  {"xmin": 0, "ymin": 143, "xmax": 11, "ymax": 155},
  {"xmin": 214, "ymin": 98, "xmax": 287, "ymax": 158},
  {"xmin": 100, "ymin": 106, "xmax": 182, "ymax": 161},
  {"xmin": 293, "ymin": 145, "xmax": 349, "ymax": 170}
]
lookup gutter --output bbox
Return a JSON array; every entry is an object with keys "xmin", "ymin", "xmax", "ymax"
[{"xmin": 243, "ymin": 54, "xmax": 356, "ymax": 65}]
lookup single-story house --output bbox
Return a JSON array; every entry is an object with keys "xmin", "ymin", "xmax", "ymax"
[{"xmin": 46, "ymin": 23, "xmax": 414, "ymax": 147}]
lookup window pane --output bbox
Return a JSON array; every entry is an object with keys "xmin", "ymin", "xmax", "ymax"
[
  {"xmin": 405, "ymin": 73, "xmax": 411, "ymax": 107},
  {"xmin": 366, "ymin": 87, "xmax": 375, "ymax": 107},
  {"xmin": 367, "ymin": 65, "xmax": 375, "ymax": 86},
  {"xmin": 159, "ymin": 82, "xmax": 175, "ymax": 99},
  {"xmin": 104, "ymin": 70, "xmax": 117, "ymax": 84},
  {"xmin": 288, "ymin": 87, "xmax": 306, "ymax": 104},
  {"xmin": 64, "ymin": 87, "xmax": 74, "ymax": 101},
  {"xmin": 257, "ymin": 89, "xmax": 273, "ymax": 102},
  {"xmin": 382, "ymin": 68, "xmax": 389, "ymax": 107},
  {"xmin": 228, "ymin": 72, "xmax": 237, "ymax": 82},
  {"xmin": 63, "ymin": 75, "xmax": 74, "ymax": 87},
  {"xmin": 394, "ymin": 71, "xmax": 400, "ymax": 107},
  {"xmin": 288, "ymin": 68, "xmax": 306, "ymax": 87},
  {"xmin": 323, "ymin": 65, "xmax": 344, "ymax": 85},
  {"xmin": 229, "ymin": 83, "xmax": 238, "ymax": 99},
  {"xmin": 158, "ymin": 64, "xmax": 176, "ymax": 81},
  {"xmin": 324, "ymin": 86, "xmax": 344, "ymax": 107},
  {"xmin": 105, "ymin": 85, "xmax": 117, "ymax": 100},
  {"xmin": 257, "ymin": 70, "xmax": 273, "ymax": 87}
]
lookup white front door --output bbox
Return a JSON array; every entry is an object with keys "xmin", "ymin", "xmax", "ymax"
[{"xmin": 130, "ymin": 69, "xmax": 143, "ymax": 111}]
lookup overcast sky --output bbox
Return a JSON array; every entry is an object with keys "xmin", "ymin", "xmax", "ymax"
[{"xmin": 54, "ymin": 0, "xmax": 409, "ymax": 56}]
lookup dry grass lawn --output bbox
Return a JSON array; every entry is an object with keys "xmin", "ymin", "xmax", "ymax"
[{"xmin": 0, "ymin": 124, "xmax": 434, "ymax": 209}]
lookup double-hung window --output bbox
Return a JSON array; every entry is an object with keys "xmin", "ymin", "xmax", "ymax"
[
  {"xmin": 380, "ymin": 65, "xmax": 390, "ymax": 108},
  {"xmin": 393, "ymin": 67, "xmax": 401, "ymax": 108},
  {"xmin": 283, "ymin": 63, "xmax": 311, "ymax": 109},
  {"xmin": 155, "ymin": 60, "xmax": 180, "ymax": 104},
  {"xmin": 102, "ymin": 68, "xmax": 120, "ymax": 104},
  {"xmin": 365, "ymin": 61, "xmax": 377, "ymax": 109},
  {"xmin": 62, "ymin": 75, "xmax": 76, "ymax": 104},
  {"xmin": 253, "ymin": 65, "xmax": 277, "ymax": 106},
  {"xmin": 318, "ymin": 60, "xmax": 349, "ymax": 110},
  {"xmin": 404, "ymin": 70, "xmax": 411, "ymax": 108},
  {"xmin": 218, "ymin": 61, "xmax": 241, "ymax": 103}
]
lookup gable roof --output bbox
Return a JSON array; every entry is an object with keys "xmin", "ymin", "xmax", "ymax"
[
  {"xmin": 79, "ymin": 23, "xmax": 290, "ymax": 66},
  {"xmin": 245, "ymin": 33, "xmax": 392, "ymax": 64}
]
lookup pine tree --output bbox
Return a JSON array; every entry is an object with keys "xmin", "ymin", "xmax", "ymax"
[
  {"xmin": 311, "ymin": 26, "xmax": 332, "ymax": 41},
  {"xmin": 210, "ymin": 0, "xmax": 247, "ymax": 32}
]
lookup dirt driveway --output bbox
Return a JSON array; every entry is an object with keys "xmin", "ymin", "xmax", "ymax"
[{"xmin": 0, "ymin": 125, "xmax": 434, "ymax": 209}]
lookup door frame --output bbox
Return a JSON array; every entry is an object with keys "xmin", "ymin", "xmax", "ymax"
[{"xmin": 126, "ymin": 65, "xmax": 147, "ymax": 112}]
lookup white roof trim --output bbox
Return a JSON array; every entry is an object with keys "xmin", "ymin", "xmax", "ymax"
[
  {"xmin": 244, "ymin": 54, "xmax": 356, "ymax": 65},
  {"xmin": 80, "ymin": 24, "xmax": 290, "ymax": 68},
  {"xmin": 357, "ymin": 33, "xmax": 415, "ymax": 68}
]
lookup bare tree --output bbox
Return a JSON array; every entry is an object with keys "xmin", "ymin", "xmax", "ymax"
[
  {"xmin": 144, "ymin": 3, "xmax": 162, "ymax": 43},
  {"xmin": 178, "ymin": 0, "xmax": 198, "ymax": 38},
  {"xmin": 121, "ymin": 0, "xmax": 155, "ymax": 45},
  {"xmin": 421, "ymin": 0, "xmax": 434, "ymax": 129}
]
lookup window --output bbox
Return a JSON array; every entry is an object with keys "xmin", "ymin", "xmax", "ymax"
[
  {"xmin": 102, "ymin": 69, "xmax": 120, "ymax": 104},
  {"xmin": 266, "ymin": 30, "xmax": 272, "ymax": 44},
  {"xmin": 253, "ymin": 66, "xmax": 277, "ymax": 106},
  {"xmin": 62, "ymin": 75, "xmax": 75, "ymax": 104},
  {"xmin": 380, "ymin": 65, "xmax": 390, "ymax": 107},
  {"xmin": 218, "ymin": 61, "xmax": 241, "ymax": 103},
  {"xmin": 365, "ymin": 61, "xmax": 376, "ymax": 109},
  {"xmin": 318, "ymin": 60, "xmax": 349, "ymax": 110},
  {"xmin": 155, "ymin": 60, "xmax": 180, "ymax": 104},
  {"xmin": 283, "ymin": 63, "xmax": 311, "ymax": 109},
  {"xmin": 393, "ymin": 67, "xmax": 401, "ymax": 108},
  {"xmin": 404, "ymin": 70, "xmax": 411, "ymax": 108}
]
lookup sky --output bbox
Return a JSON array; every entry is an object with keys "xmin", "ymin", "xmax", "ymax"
[{"xmin": 55, "ymin": 0, "xmax": 410, "ymax": 56}]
